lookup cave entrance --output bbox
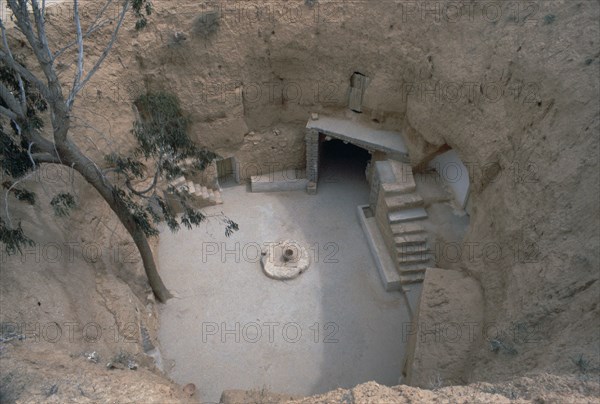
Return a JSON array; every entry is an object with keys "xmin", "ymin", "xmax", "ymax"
[
  {"xmin": 305, "ymin": 116, "xmax": 409, "ymax": 194},
  {"xmin": 318, "ymin": 136, "xmax": 372, "ymax": 188}
]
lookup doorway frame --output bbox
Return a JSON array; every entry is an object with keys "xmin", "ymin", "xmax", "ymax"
[{"xmin": 306, "ymin": 132, "xmax": 406, "ymax": 192}]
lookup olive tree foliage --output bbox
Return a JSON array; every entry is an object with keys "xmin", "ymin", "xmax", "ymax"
[{"xmin": 0, "ymin": 1, "xmax": 237, "ymax": 302}]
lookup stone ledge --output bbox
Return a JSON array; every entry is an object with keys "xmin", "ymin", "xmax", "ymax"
[
  {"xmin": 357, "ymin": 205, "xmax": 402, "ymax": 292},
  {"xmin": 251, "ymin": 170, "xmax": 309, "ymax": 193}
]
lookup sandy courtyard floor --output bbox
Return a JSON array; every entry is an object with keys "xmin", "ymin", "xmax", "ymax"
[{"xmin": 157, "ymin": 155, "xmax": 415, "ymax": 403}]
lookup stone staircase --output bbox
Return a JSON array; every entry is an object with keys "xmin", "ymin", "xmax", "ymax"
[
  {"xmin": 374, "ymin": 160, "xmax": 434, "ymax": 285},
  {"xmin": 168, "ymin": 176, "xmax": 223, "ymax": 205},
  {"xmin": 161, "ymin": 157, "xmax": 224, "ymax": 212}
]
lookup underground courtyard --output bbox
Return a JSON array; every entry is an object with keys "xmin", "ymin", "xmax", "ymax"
[
  {"xmin": 158, "ymin": 138, "xmax": 415, "ymax": 402},
  {"xmin": 0, "ymin": 1, "xmax": 598, "ymax": 402}
]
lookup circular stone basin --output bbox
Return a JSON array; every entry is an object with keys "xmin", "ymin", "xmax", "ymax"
[{"xmin": 261, "ymin": 240, "xmax": 310, "ymax": 280}]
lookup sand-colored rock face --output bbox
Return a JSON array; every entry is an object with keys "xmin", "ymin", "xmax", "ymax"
[
  {"xmin": 0, "ymin": 173, "xmax": 161, "ymax": 361},
  {"xmin": 404, "ymin": 268, "xmax": 484, "ymax": 387},
  {"xmin": 0, "ymin": 345, "xmax": 195, "ymax": 404},
  {"xmin": 1, "ymin": 0, "xmax": 598, "ymax": 401}
]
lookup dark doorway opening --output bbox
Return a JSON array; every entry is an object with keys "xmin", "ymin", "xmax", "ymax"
[
  {"xmin": 216, "ymin": 157, "xmax": 237, "ymax": 187},
  {"xmin": 319, "ymin": 137, "xmax": 371, "ymax": 186}
]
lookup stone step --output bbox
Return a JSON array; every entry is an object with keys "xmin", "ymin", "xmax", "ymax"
[
  {"xmin": 391, "ymin": 222, "xmax": 425, "ymax": 235},
  {"xmin": 213, "ymin": 190, "xmax": 223, "ymax": 204},
  {"xmin": 400, "ymin": 270, "xmax": 426, "ymax": 285},
  {"xmin": 194, "ymin": 183, "xmax": 204, "ymax": 197},
  {"xmin": 175, "ymin": 181, "xmax": 189, "ymax": 193},
  {"xmin": 385, "ymin": 194, "xmax": 424, "ymax": 211},
  {"xmin": 186, "ymin": 181, "xmax": 196, "ymax": 194},
  {"xmin": 398, "ymin": 262, "xmax": 429, "ymax": 275},
  {"xmin": 394, "ymin": 234, "xmax": 428, "ymax": 247},
  {"xmin": 381, "ymin": 181, "xmax": 416, "ymax": 196},
  {"xmin": 397, "ymin": 244, "xmax": 430, "ymax": 256},
  {"xmin": 388, "ymin": 208, "xmax": 428, "ymax": 224},
  {"xmin": 200, "ymin": 186, "xmax": 209, "ymax": 199},
  {"xmin": 397, "ymin": 252, "xmax": 432, "ymax": 266},
  {"xmin": 169, "ymin": 176, "xmax": 186, "ymax": 188}
]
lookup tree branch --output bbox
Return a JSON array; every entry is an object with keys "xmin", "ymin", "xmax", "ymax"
[
  {"xmin": 31, "ymin": 153, "xmax": 61, "ymax": 164},
  {"xmin": 125, "ymin": 176, "xmax": 158, "ymax": 198},
  {"xmin": 19, "ymin": 126, "xmax": 59, "ymax": 157},
  {"xmin": 3, "ymin": 168, "xmax": 36, "ymax": 228},
  {"xmin": 68, "ymin": 0, "xmax": 84, "ymax": 109},
  {"xmin": 7, "ymin": 1, "xmax": 44, "ymax": 62},
  {"xmin": 125, "ymin": 155, "xmax": 162, "ymax": 197},
  {"xmin": 7, "ymin": 0, "xmax": 68, "ymax": 145},
  {"xmin": 0, "ymin": 18, "xmax": 26, "ymax": 113},
  {"xmin": 53, "ymin": 21, "xmax": 110, "ymax": 60},
  {"xmin": 0, "ymin": 103, "xmax": 19, "ymax": 121},
  {"xmin": 68, "ymin": 0, "xmax": 130, "ymax": 106},
  {"xmin": 30, "ymin": 0, "xmax": 53, "ymax": 62},
  {"xmin": 0, "ymin": 81, "xmax": 24, "ymax": 117},
  {"xmin": 0, "ymin": 48, "xmax": 51, "ymax": 99},
  {"xmin": 53, "ymin": 0, "xmax": 115, "ymax": 60},
  {"xmin": 0, "ymin": 6, "xmax": 50, "ymax": 100}
]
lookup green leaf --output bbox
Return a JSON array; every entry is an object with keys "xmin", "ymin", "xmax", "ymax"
[
  {"xmin": 0, "ymin": 127, "xmax": 35, "ymax": 178},
  {"xmin": 114, "ymin": 188, "xmax": 159, "ymax": 237},
  {"xmin": 50, "ymin": 193, "xmax": 77, "ymax": 217},
  {"xmin": 2, "ymin": 181, "xmax": 36, "ymax": 205},
  {"xmin": 0, "ymin": 218, "xmax": 35, "ymax": 255},
  {"xmin": 224, "ymin": 218, "xmax": 239, "ymax": 238},
  {"xmin": 132, "ymin": 0, "xmax": 152, "ymax": 30},
  {"xmin": 104, "ymin": 153, "xmax": 146, "ymax": 178}
]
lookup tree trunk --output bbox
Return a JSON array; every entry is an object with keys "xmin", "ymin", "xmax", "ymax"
[
  {"xmin": 58, "ymin": 142, "xmax": 172, "ymax": 302},
  {"xmin": 111, "ymin": 202, "xmax": 173, "ymax": 303},
  {"xmin": 2, "ymin": 0, "xmax": 171, "ymax": 302}
]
